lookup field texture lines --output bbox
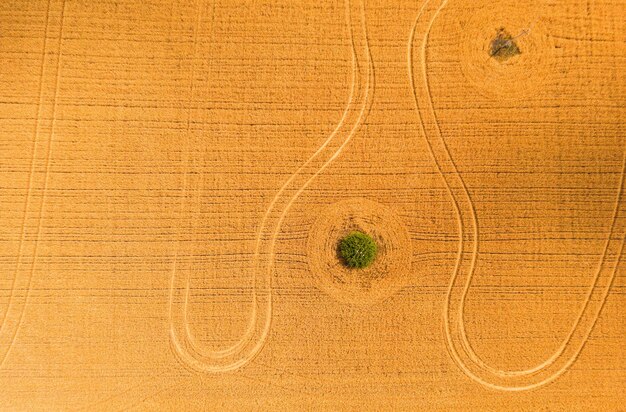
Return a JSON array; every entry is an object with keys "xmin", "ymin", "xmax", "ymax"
[{"xmin": 0, "ymin": 0, "xmax": 624, "ymax": 409}]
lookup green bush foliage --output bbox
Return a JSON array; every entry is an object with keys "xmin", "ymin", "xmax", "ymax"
[{"xmin": 338, "ymin": 231, "xmax": 378, "ymax": 269}]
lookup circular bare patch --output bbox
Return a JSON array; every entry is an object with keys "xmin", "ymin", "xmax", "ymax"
[
  {"xmin": 307, "ymin": 198, "xmax": 412, "ymax": 306},
  {"xmin": 458, "ymin": 4, "xmax": 556, "ymax": 100}
]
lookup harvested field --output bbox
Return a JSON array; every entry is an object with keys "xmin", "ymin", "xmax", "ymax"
[{"xmin": 0, "ymin": 0, "xmax": 625, "ymax": 409}]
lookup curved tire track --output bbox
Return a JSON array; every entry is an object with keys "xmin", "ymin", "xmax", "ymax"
[
  {"xmin": 408, "ymin": 0, "xmax": 626, "ymax": 391},
  {"xmin": 0, "ymin": 0, "xmax": 65, "ymax": 369},
  {"xmin": 168, "ymin": 0, "xmax": 374, "ymax": 373}
]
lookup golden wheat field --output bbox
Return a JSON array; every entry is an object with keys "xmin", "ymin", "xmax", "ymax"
[{"xmin": 1, "ymin": 0, "xmax": 625, "ymax": 409}]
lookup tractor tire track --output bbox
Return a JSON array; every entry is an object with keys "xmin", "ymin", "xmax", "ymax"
[
  {"xmin": 408, "ymin": 0, "xmax": 626, "ymax": 391},
  {"xmin": 168, "ymin": 0, "xmax": 374, "ymax": 373},
  {"xmin": 0, "ymin": 0, "xmax": 66, "ymax": 369}
]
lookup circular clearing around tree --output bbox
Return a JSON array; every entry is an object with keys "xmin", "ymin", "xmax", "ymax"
[{"xmin": 307, "ymin": 198, "xmax": 412, "ymax": 306}]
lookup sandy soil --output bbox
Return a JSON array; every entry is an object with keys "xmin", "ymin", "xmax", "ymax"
[{"xmin": 1, "ymin": 0, "xmax": 625, "ymax": 409}]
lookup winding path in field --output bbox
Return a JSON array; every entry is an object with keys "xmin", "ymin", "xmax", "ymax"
[
  {"xmin": 408, "ymin": 0, "xmax": 625, "ymax": 391},
  {"xmin": 168, "ymin": 0, "xmax": 374, "ymax": 373},
  {"xmin": 0, "ymin": 0, "xmax": 65, "ymax": 369}
]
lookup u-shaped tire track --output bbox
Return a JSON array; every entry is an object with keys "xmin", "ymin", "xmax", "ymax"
[
  {"xmin": 168, "ymin": 0, "xmax": 374, "ymax": 373},
  {"xmin": 408, "ymin": 0, "xmax": 625, "ymax": 391}
]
